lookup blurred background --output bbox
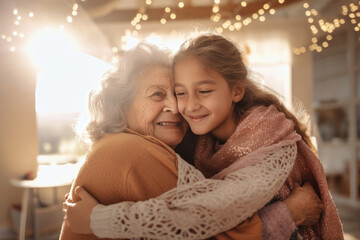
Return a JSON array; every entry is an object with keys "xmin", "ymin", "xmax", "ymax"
[{"xmin": 0, "ymin": 0, "xmax": 359, "ymax": 239}]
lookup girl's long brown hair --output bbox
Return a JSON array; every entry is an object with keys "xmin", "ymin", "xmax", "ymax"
[{"xmin": 173, "ymin": 33, "xmax": 315, "ymax": 152}]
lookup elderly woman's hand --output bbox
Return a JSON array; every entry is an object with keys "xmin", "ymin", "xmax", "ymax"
[
  {"xmin": 63, "ymin": 186, "xmax": 98, "ymax": 234},
  {"xmin": 284, "ymin": 182, "xmax": 324, "ymax": 226}
]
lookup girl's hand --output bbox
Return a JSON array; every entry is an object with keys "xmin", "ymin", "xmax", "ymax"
[
  {"xmin": 63, "ymin": 186, "xmax": 98, "ymax": 234},
  {"xmin": 284, "ymin": 182, "xmax": 324, "ymax": 226}
]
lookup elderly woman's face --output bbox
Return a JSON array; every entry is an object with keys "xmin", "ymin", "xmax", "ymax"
[{"xmin": 126, "ymin": 65, "xmax": 188, "ymax": 148}]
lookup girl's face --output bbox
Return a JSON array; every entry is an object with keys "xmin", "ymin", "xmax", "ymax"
[{"xmin": 174, "ymin": 56, "xmax": 244, "ymax": 142}]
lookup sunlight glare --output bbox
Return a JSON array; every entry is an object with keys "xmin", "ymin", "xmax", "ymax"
[
  {"xmin": 27, "ymin": 27, "xmax": 112, "ymax": 113},
  {"xmin": 35, "ymin": 53, "xmax": 112, "ymax": 113},
  {"xmin": 27, "ymin": 27, "xmax": 78, "ymax": 71}
]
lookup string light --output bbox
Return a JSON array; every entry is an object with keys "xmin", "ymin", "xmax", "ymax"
[
  {"xmin": 215, "ymin": 27, "xmax": 223, "ymax": 33},
  {"xmin": 112, "ymin": 47, "xmax": 118, "ymax": 53},
  {"xmin": 212, "ymin": 13, "xmax": 221, "ymax": 22},
  {"xmin": 311, "ymin": 9, "xmax": 318, "ymax": 16},
  {"xmin": 243, "ymin": 18, "xmax": 251, "ymax": 25},
  {"xmin": 211, "ymin": 0, "xmax": 221, "ymax": 22},
  {"xmin": 3, "ymin": 1, "xmax": 360, "ymax": 56},
  {"xmin": 293, "ymin": 1, "xmax": 359, "ymax": 55},
  {"xmin": 222, "ymin": 20, "xmax": 231, "ymax": 29},
  {"xmin": 234, "ymin": 22, "xmax": 242, "ymax": 30},
  {"xmin": 213, "ymin": 5, "xmax": 220, "ymax": 13}
]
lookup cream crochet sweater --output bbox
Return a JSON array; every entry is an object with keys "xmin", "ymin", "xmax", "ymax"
[{"xmin": 90, "ymin": 143, "xmax": 297, "ymax": 239}]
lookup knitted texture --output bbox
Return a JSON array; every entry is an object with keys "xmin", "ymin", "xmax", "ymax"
[
  {"xmin": 195, "ymin": 105, "xmax": 344, "ymax": 240},
  {"xmin": 91, "ymin": 143, "xmax": 297, "ymax": 240}
]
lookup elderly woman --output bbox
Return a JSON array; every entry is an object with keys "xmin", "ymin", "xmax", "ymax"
[{"xmin": 60, "ymin": 43, "xmax": 323, "ymax": 240}]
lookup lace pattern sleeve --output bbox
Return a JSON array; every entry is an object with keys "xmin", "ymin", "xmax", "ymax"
[{"xmin": 91, "ymin": 144, "xmax": 297, "ymax": 240}]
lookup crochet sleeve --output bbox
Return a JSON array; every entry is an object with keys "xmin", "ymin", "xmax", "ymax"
[{"xmin": 91, "ymin": 144, "xmax": 297, "ymax": 240}]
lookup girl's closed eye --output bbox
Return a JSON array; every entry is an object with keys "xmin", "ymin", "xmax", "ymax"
[
  {"xmin": 175, "ymin": 90, "xmax": 187, "ymax": 97},
  {"xmin": 199, "ymin": 90, "xmax": 213, "ymax": 94}
]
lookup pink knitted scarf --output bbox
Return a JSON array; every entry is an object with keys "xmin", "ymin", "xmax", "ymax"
[{"xmin": 194, "ymin": 105, "xmax": 343, "ymax": 240}]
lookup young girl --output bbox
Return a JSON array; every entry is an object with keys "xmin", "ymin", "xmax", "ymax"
[{"xmin": 64, "ymin": 33, "xmax": 342, "ymax": 240}]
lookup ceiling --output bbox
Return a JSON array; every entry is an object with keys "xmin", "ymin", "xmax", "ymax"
[
  {"xmin": 72, "ymin": 0, "xmax": 340, "ymax": 53},
  {"xmin": 81, "ymin": 0, "xmax": 301, "ymax": 22},
  {"xmin": 0, "ymin": 0, "xmax": 347, "ymax": 59},
  {"xmin": 79, "ymin": 0, "xmax": 335, "ymax": 23}
]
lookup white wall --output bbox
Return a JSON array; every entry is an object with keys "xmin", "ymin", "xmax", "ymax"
[{"xmin": 0, "ymin": 50, "xmax": 38, "ymax": 228}]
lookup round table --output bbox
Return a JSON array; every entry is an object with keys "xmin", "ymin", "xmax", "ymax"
[{"xmin": 10, "ymin": 177, "xmax": 73, "ymax": 240}]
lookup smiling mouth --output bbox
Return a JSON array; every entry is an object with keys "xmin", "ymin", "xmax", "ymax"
[
  {"xmin": 157, "ymin": 122, "xmax": 181, "ymax": 126},
  {"xmin": 188, "ymin": 115, "xmax": 208, "ymax": 121}
]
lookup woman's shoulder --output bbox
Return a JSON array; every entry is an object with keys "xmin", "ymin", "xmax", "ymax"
[
  {"xmin": 89, "ymin": 131, "xmax": 176, "ymax": 165},
  {"xmin": 92, "ymin": 132, "xmax": 156, "ymax": 154},
  {"xmin": 97, "ymin": 131, "xmax": 149, "ymax": 145}
]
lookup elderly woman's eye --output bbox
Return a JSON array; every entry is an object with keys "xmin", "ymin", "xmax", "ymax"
[{"xmin": 151, "ymin": 92, "xmax": 165, "ymax": 99}]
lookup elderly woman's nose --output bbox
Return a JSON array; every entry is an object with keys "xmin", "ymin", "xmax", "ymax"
[{"xmin": 163, "ymin": 95, "xmax": 179, "ymax": 113}]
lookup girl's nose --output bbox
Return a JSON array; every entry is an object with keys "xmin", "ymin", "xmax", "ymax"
[{"xmin": 185, "ymin": 94, "xmax": 200, "ymax": 112}]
